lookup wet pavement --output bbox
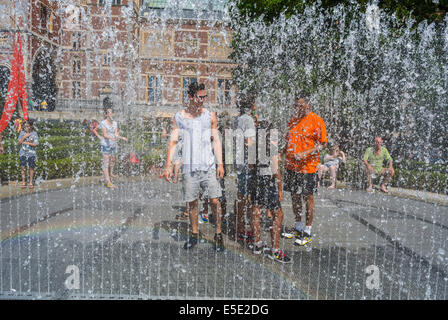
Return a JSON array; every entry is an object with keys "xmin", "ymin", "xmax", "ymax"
[{"xmin": 0, "ymin": 175, "xmax": 447, "ymax": 300}]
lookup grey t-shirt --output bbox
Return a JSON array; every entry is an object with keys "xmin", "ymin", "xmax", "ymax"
[
  {"xmin": 234, "ymin": 113, "xmax": 256, "ymax": 171},
  {"xmin": 19, "ymin": 131, "xmax": 38, "ymax": 158}
]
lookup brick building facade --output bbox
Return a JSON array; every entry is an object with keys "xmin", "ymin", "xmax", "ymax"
[{"xmin": 0, "ymin": 0, "xmax": 235, "ymax": 116}]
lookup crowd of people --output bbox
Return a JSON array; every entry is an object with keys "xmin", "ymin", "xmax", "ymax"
[
  {"xmin": 159, "ymin": 82, "xmax": 396, "ymax": 263},
  {"xmin": 0, "ymin": 81, "xmax": 398, "ymax": 263}
]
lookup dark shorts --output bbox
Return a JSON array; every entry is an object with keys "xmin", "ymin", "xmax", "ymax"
[
  {"xmin": 101, "ymin": 144, "xmax": 117, "ymax": 155},
  {"xmin": 237, "ymin": 168, "xmax": 255, "ymax": 196},
  {"xmin": 20, "ymin": 155, "xmax": 36, "ymax": 168},
  {"xmin": 250, "ymin": 175, "xmax": 281, "ymax": 211},
  {"xmin": 283, "ymin": 170, "xmax": 317, "ymax": 195}
]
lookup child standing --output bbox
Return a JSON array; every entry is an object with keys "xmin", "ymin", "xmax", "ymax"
[
  {"xmin": 250, "ymin": 120, "xmax": 291, "ymax": 263},
  {"xmin": 18, "ymin": 120, "xmax": 38, "ymax": 188},
  {"xmin": 99, "ymin": 108, "xmax": 127, "ymax": 189}
]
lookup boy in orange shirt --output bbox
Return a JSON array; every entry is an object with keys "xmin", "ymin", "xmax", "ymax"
[{"xmin": 282, "ymin": 93, "xmax": 327, "ymax": 246}]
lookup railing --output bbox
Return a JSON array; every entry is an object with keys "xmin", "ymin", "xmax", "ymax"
[
  {"xmin": 55, "ymin": 99, "xmax": 237, "ymax": 115},
  {"xmin": 55, "ymin": 99, "xmax": 103, "ymax": 112}
]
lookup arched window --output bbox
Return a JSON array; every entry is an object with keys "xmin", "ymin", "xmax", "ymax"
[{"xmin": 0, "ymin": 66, "xmax": 10, "ymax": 98}]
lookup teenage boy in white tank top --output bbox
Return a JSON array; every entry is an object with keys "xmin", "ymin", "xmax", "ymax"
[{"xmin": 161, "ymin": 82, "xmax": 225, "ymax": 252}]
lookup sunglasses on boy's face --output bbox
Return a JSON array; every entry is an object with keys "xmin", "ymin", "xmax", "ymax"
[{"xmin": 196, "ymin": 94, "xmax": 207, "ymax": 101}]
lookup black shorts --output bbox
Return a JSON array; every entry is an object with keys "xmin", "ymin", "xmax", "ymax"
[
  {"xmin": 250, "ymin": 175, "xmax": 281, "ymax": 211},
  {"xmin": 283, "ymin": 170, "xmax": 317, "ymax": 195},
  {"xmin": 20, "ymin": 155, "xmax": 36, "ymax": 168}
]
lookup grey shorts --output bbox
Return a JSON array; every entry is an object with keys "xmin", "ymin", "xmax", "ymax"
[{"xmin": 182, "ymin": 170, "xmax": 222, "ymax": 203}]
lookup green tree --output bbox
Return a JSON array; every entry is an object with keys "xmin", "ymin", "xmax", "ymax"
[{"xmin": 234, "ymin": 0, "xmax": 447, "ymax": 24}]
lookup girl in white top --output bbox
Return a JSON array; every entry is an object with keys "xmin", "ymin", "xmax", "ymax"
[
  {"xmin": 317, "ymin": 145, "xmax": 346, "ymax": 189},
  {"xmin": 99, "ymin": 108, "xmax": 127, "ymax": 189}
]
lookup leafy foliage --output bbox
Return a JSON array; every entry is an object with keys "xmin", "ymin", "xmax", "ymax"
[{"xmin": 234, "ymin": 0, "xmax": 447, "ymax": 25}]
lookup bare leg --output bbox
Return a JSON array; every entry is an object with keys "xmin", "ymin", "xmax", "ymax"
[
  {"xmin": 380, "ymin": 168, "xmax": 394, "ymax": 192},
  {"xmin": 317, "ymin": 165, "xmax": 325, "ymax": 187},
  {"xmin": 209, "ymin": 198, "xmax": 221, "ymax": 234},
  {"xmin": 188, "ymin": 200, "xmax": 199, "ymax": 234},
  {"xmin": 305, "ymin": 194, "xmax": 314, "ymax": 227},
  {"xmin": 202, "ymin": 198, "xmax": 209, "ymax": 215},
  {"xmin": 29, "ymin": 167, "xmax": 34, "ymax": 187},
  {"xmin": 365, "ymin": 166, "xmax": 373, "ymax": 192},
  {"xmin": 109, "ymin": 155, "xmax": 117, "ymax": 179},
  {"xmin": 103, "ymin": 154, "xmax": 116, "ymax": 187},
  {"xmin": 291, "ymin": 192, "xmax": 303, "ymax": 224},
  {"xmin": 270, "ymin": 208, "xmax": 283, "ymax": 251},
  {"xmin": 236, "ymin": 193, "xmax": 247, "ymax": 236},
  {"xmin": 328, "ymin": 165, "xmax": 337, "ymax": 189},
  {"xmin": 251, "ymin": 205, "xmax": 262, "ymax": 243},
  {"xmin": 21, "ymin": 166, "xmax": 26, "ymax": 187}
]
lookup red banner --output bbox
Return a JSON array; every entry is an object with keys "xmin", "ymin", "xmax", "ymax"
[{"xmin": 0, "ymin": 33, "xmax": 28, "ymax": 133}]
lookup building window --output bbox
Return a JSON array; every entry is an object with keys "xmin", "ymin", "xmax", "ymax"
[
  {"xmin": 145, "ymin": 0, "xmax": 167, "ymax": 8},
  {"xmin": 182, "ymin": 77, "xmax": 197, "ymax": 104},
  {"xmin": 102, "ymin": 53, "xmax": 113, "ymax": 66},
  {"xmin": 217, "ymin": 78, "xmax": 231, "ymax": 106},
  {"xmin": 72, "ymin": 81, "xmax": 81, "ymax": 99},
  {"xmin": 73, "ymin": 32, "xmax": 81, "ymax": 50},
  {"xmin": 40, "ymin": 5, "xmax": 48, "ymax": 30},
  {"xmin": 101, "ymin": 0, "xmax": 122, "ymax": 5},
  {"xmin": 147, "ymin": 75, "xmax": 161, "ymax": 104},
  {"xmin": 48, "ymin": 13, "xmax": 54, "ymax": 33},
  {"xmin": 73, "ymin": 57, "xmax": 81, "ymax": 74}
]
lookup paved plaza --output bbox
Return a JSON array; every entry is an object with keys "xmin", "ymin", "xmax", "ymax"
[{"xmin": 0, "ymin": 175, "xmax": 447, "ymax": 300}]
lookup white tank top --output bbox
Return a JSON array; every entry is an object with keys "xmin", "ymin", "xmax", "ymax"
[{"xmin": 174, "ymin": 109, "xmax": 215, "ymax": 173}]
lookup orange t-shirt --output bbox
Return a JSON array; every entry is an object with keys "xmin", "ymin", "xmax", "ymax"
[{"xmin": 285, "ymin": 112, "xmax": 327, "ymax": 173}]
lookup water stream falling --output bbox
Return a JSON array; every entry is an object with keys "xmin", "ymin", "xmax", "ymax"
[{"xmin": 0, "ymin": 0, "xmax": 446, "ymax": 300}]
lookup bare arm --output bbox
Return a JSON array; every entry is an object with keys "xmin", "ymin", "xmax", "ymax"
[
  {"xmin": 18, "ymin": 132, "xmax": 31, "ymax": 145},
  {"xmin": 295, "ymin": 141, "xmax": 328, "ymax": 161},
  {"xmin": 115, "ymin": 127, "xmax": 127, "ymax": 142},
  {"xmin": 273, "ymin": 153, "xmax": 283, "ymax": 201},
  {"xmin": 92, "ymin": 127, "xmax": 102, "ymax": 140},
  {"xmin": 211, "ymin": 111, "xmax": 224, "ymax": 179},
  {"xmin": 161, "ymin": 117, "xmax": 179, "ymax": 181}
]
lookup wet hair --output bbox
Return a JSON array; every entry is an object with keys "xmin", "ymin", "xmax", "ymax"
[
  {"xmin": 294, "ymin": 90, "xmax": 311, "ymax": 103},
  {"xmin": 330, "ymin": 145, "xmax": 339, "ymax": 154},
  {"xmin": 103, "ymin": 107, "xmax": 113, "ymax": 117},
  {"xmin": 24, "ymin": 120, "xmax": 34, "ymax": 130},
  {"xmin": 187, "ymin": 82, "xmax": 205, "ymax": 97},
  {"xmin": 237, "ymin": 93, "xmax": 256, "ymax": 113},
  {"xmin": 257, "ymin": 119, "xmax": 273, "ymax": 130}
]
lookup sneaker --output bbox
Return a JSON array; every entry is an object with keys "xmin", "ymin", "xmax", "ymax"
[
  {"xmin": 253, "ymin": 242, "xmax": 264, "ymax": 255},
  {"xmin": 282, "ymin": 229, "xmax": 302, "ymax": 239},
  {"xmin": 294, "ymin": 232, "xmax": 312, "ymax": 246},
  {"xmin": 237, "ymin": 232, "xmax": 255, "ymax": 244},
  {"xmin": 200, "ymin": 213, "xmax": 209, "ymax": 223},
  {"xmin": 268, "ymin": 249, "xmax": 292, "ymax": 264},
  {"xmin": 183, "ymin": 233, "xmax": 199, "ymax": 250},
  {"xmin": 213, "ymin": 233, "xmax": 225, "ymax": 252}
]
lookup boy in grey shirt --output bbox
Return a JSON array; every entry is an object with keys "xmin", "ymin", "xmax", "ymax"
[{"xmin": 234, "ymin": 94, "xmax": 257, "ymax": 245}]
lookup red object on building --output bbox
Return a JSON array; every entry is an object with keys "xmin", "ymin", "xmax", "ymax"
[{"xmin": 0, "ymin": 34, "xmax": 28, "ymax": 133}]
